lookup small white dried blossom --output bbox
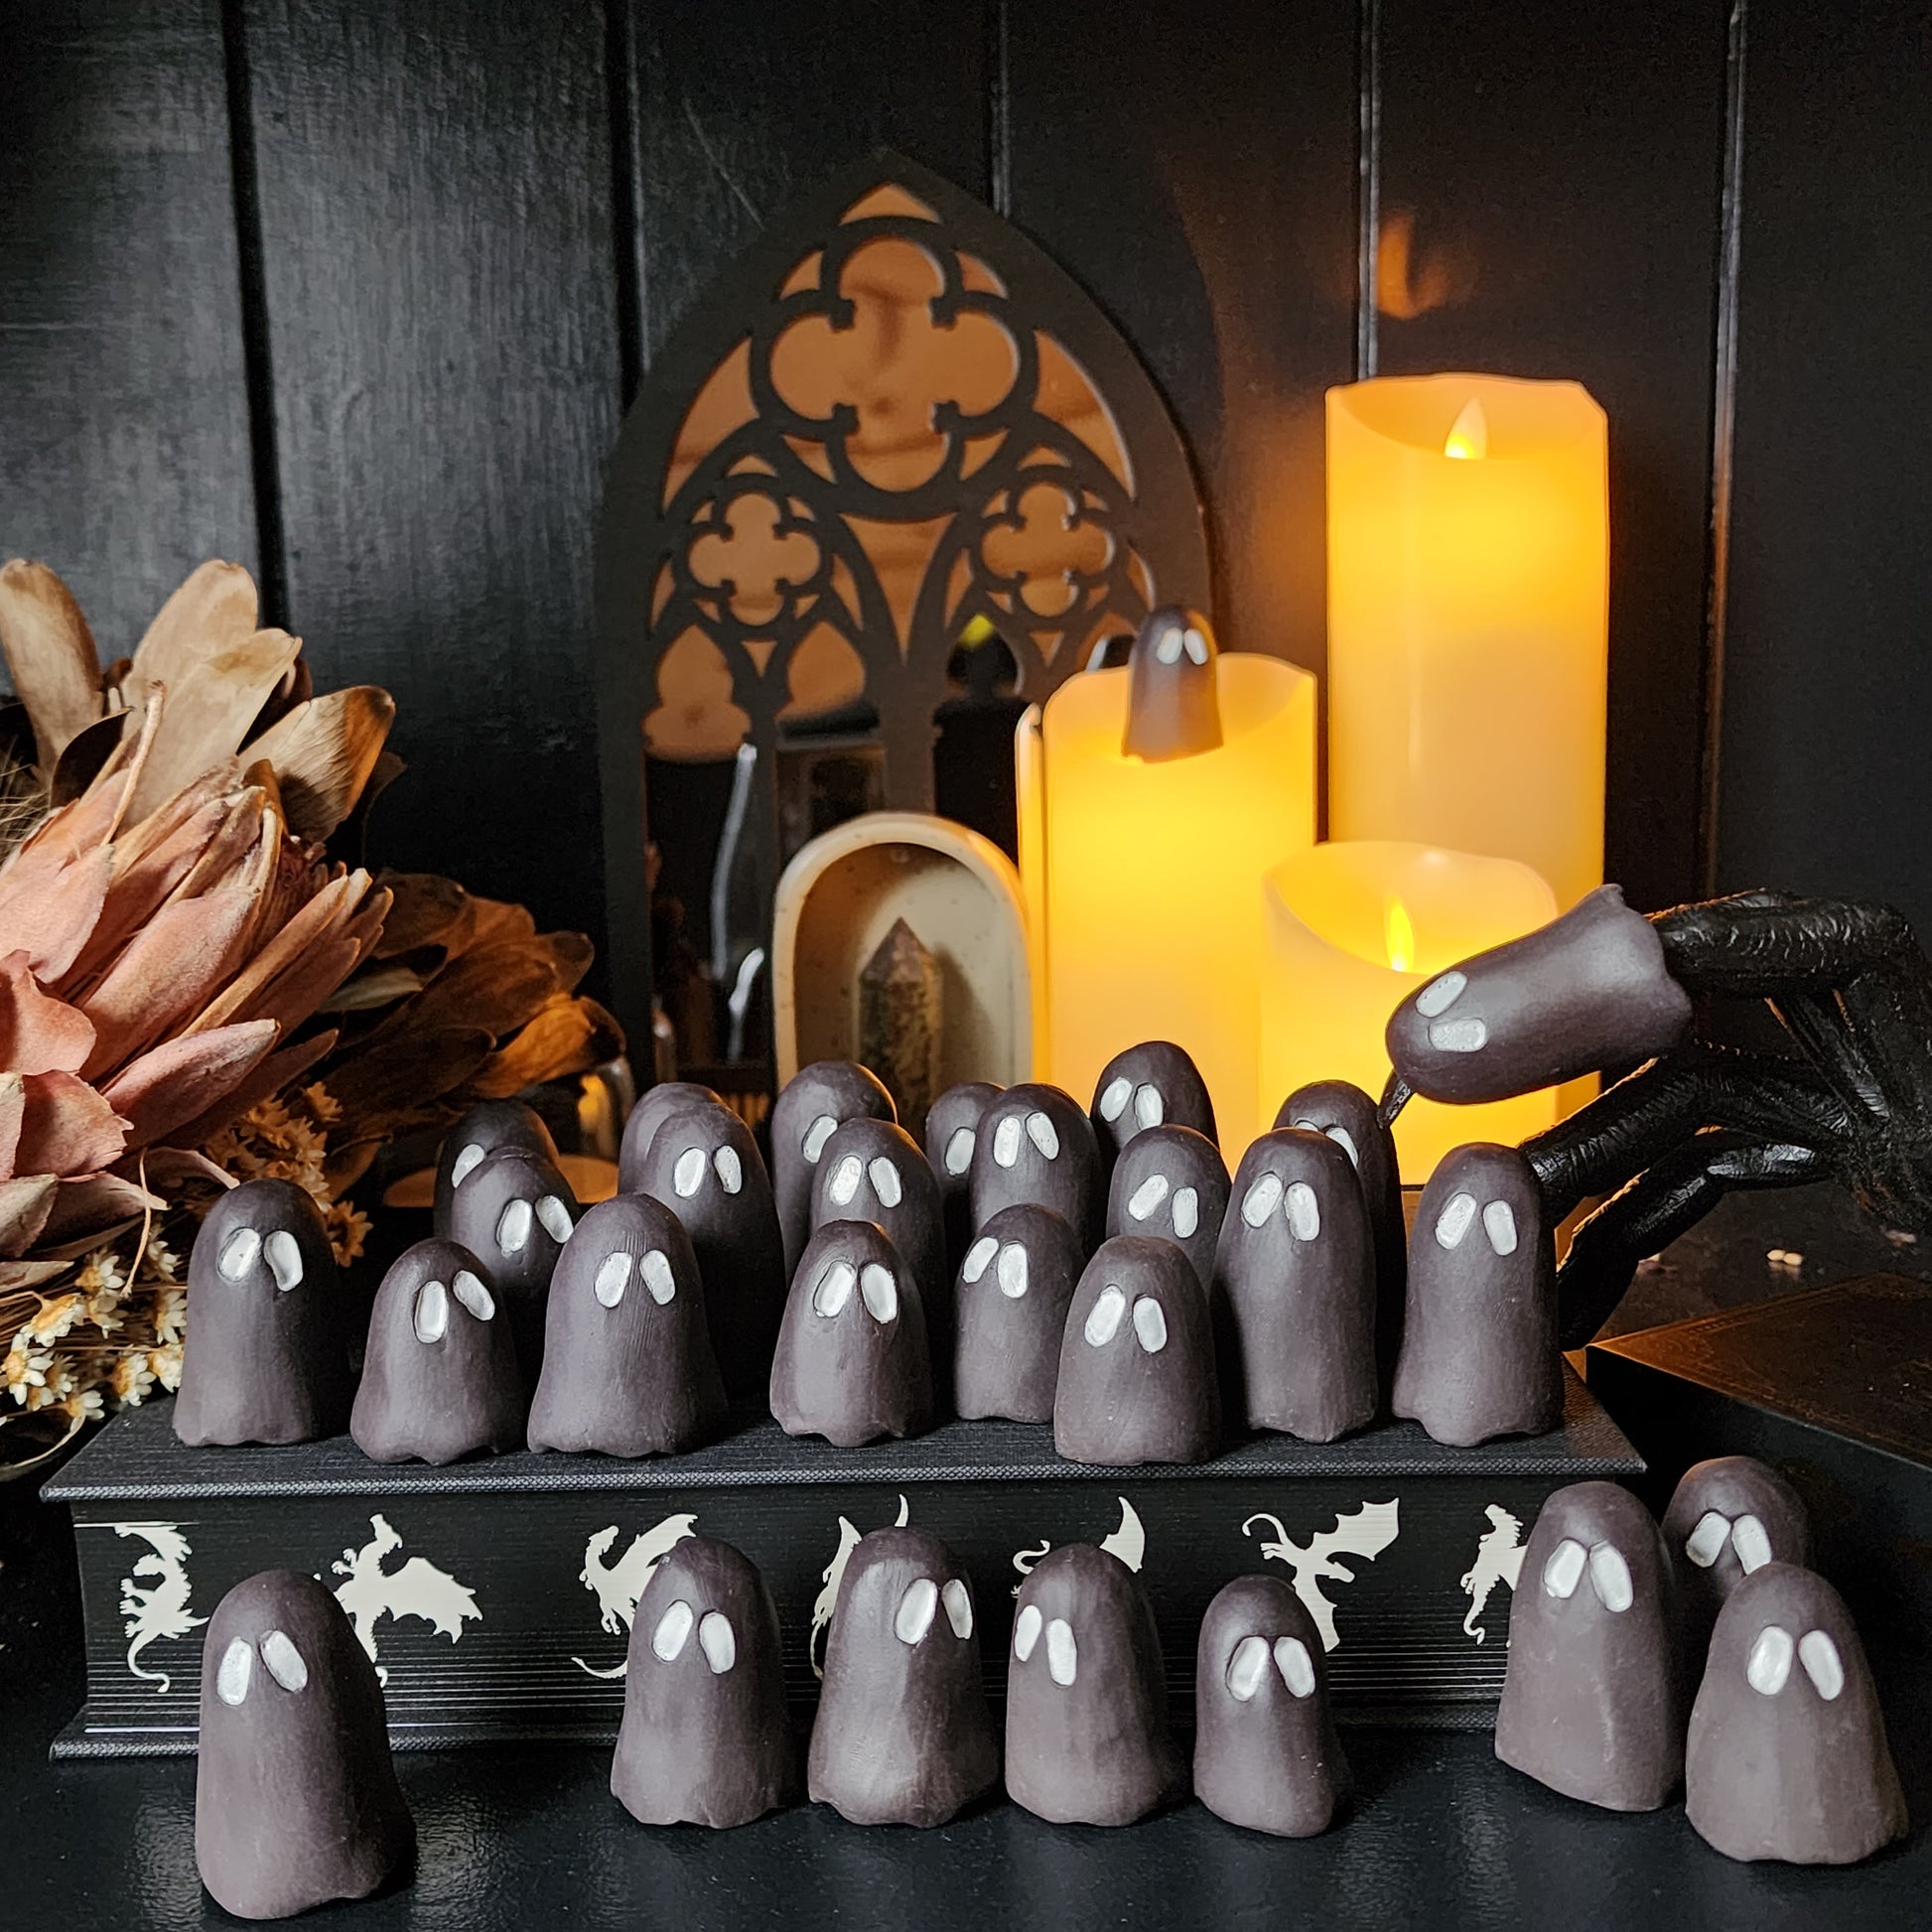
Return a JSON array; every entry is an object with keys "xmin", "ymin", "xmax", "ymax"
[{"xmin": 3, "ymin": 1342, "xmax": 51, "ymax": 1406}]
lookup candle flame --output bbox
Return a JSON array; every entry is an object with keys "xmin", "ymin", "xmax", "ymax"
[
  {"xmin": 1444, "ymin": 397, "xmax": 1488, "ymax": 461},
  {"xmin": 1385, "ymin": 897, "xmax": 1417, "ymax": 973}
]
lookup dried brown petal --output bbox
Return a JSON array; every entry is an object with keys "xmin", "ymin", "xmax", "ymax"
[
  {"xmin": 164, "ymin": 1029, "xmax": 339, "ymax": 1152},
  {"xmin": 99, "ymin": 1019, "xmax": 279, "ymax": 1150},
  {"xmin": 124, "ymin": 561, "xmax": 258, "ymax": 711},
  {"xmin": 0, "ymin": 562, "xmax": 103, "ymax": 773},
  {"xmin": 0, "ymin": 1174, "xmax": 58, "ymax": 1258},
  {"xmin": 463, "ymin": 995, "xmax": 623, "ymax": 1099},
  {"xmin": 0, "ymin": 951, "xmax": 95, "ymax": 1074},
  {"xmin": 370, "ymin": 872, "xmax": 470, "ymax": 958},
  {"xmin": 243, "ymin": 685, "xmax": 396, "ymax": 840},
  {"xmin": 13, "ymin": 1069, "xmax": 128, "ymax": 1178}
]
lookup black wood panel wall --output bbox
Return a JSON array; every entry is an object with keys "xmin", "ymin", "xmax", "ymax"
[{"xmin": 5, "ymin": 0, "xmax": 1930, "ymax": 979}]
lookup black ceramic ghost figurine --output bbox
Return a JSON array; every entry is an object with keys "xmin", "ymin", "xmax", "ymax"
[
  {"xmin": 953, "ymin": 1203, "xmax": 1083, "ymax": 1424},
  {"xmin": 770, "ymin": 1220, "xmax": 933, "ymax": 1447},
  {"xmin": 526, "ymin": 1194, "xmax": 728, "ymax": 1456},
  {"xmin": 1686, "ymin": 1562, "xmax": 1907, "ymax": 1864},
  {"xmin": 770, "ymin": 1060, "xmax": 897, "ymax": 1277},
  {"xmin": 1055, "ymin": 1235, "xmax": 1218, "ymax": 1465},
  {"xmin": 807, "ymin": 1526, "xmax": 999, "ymax": 1827},
  {"xmin": 1193, "ymin": 1576, "xmax": 1349, "ymax": 1837},
  {"xmin": 1122, "ymin": 605, "xmax": 1221, "ymax": 762},
  {"xmin": 350, "ymin": 1239, "xmax": 525, "ymax": 1464},
  {"xmin": 924, "ymin": 1079, "xmax": 1002, "ymax": 1274},
  {"xmin": 443, "ymin": 1144, "xmax": 579, "ymax": 1377},
  {"xmin": 1005, "ymin": 1543, "xmax": 1182, "ymax": 1826},
  {"xmin": 616, "ymin": 1080, "xmax": 727, "ymax": 1193},
  {"xmin": 629, "ymin": 1101, "xmax": 785, "ymax": 1398},
  {"xmin": 196, "ymin": 1569, "xmax": 414, "ymax": 1919},
  {"xmin": 1276, "ymin": 1079, "xmax": 1406, "ymax": 1382},
  {"xmin": 1663, "ymin": 1455, "xmax": 1813, "ymax": 1667},
  {"xmin": 1392, "ymin": 1143, "xmax": 1562, "ymax": 1447},
  {"xmin": 1215, "ymin": 1130, "xmax": 1377, "ymax": 1442},
  {"xmin": 1090, "ymin": 1039, "xmax": 1218, "ymax": 1171},
  {"xmin": 611, "ymin": 1536, "xmax": 798, "ymax": 1828},
  {"xmin": 175, "ymin": 1179, "xmax": 351, "ymax": 1447},
  {"xmin": 969, "ymin": 1082, "xmax": 1103, "ymax": 1253},
  {"xmin": 432, "ymin": 1099, "xmax": 559, "ymax": 1237},
  {"xmin": 1494, "ymin": 1481, "xmax": 1683, "ymax": 1811},
  {"xmin": 1105, "ymin": 1124, "xmax": 1229, "ymax": 1292}
]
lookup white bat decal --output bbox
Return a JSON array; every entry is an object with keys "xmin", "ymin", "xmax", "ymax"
[
  {"xmin": 571, "ymin": 1514, "xmax": 700, "ymax": 1679},
  {"xmin": 810, "ymin": 1494, "xmax": 908, "ymax": 1676},
  {"xmin": 1243, "ymin": 1497, "xmax": 1401, "ymax": 1651},
  {"xmin": 1459, "ymin": 1503, "xmax": 1526, "ymax": 1644},
  {"xmin": 1011, "ymin": 1496, "xmax": 1146, "ymax": 1595}
]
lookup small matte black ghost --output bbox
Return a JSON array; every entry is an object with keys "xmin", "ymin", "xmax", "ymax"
[
  {"xmin": 1664, "ymin": 1454, "xmax": 1813, "ymax": 1668},
  {"xmin": 770, "ymin": 1060, "xmax": 896, "ymax": 1278},
  {"xmin": 175, "ymin": 1178, "xmax": 351, "ymax": 1447},
  {"xmin": 432, "ymin": 1099, "xmax": 558, "ymax": 1237},
  {"xmin": 526, "ymin": 1194, "xmax": 728, "ymax": 1456},
  {"xmin": 1122, "ymin": 605, "xmax": 1221, "ymax": 762},
  {"xmin": 350, "ymin": 1239, "xmax": 525, "ymax": 1464},
  {"xmin": 1215, "ymin": 1130, "xmax": 1377, "ymax": 1442},
  {"xmin": 629, "ymin": 1102, "xmax": 785, "ymax": 1399},
  {"xmin": 924, "ymin": 1079, "xmax": 1002, "ymax": 1274},
  {"xmin": 1091, "ymin": 1039, "xmax": 1218, "ymax": 1171},
  {"xmin": 196, "ymin": 1569, "xmax": 414, "ymax": 1919},
  {"xmin": 612, "ymin": 1536, "xmax": 797, "ymax": 1829},
  {"xmin": 1686, "ymin": 1562, "xmax": 1906, "ymax": 1864},
  {"xmin": 807, "ymin": 1526, "xmax": 999, "ymax": 1827},
  {"xmin": 969, "ymin": 1082, "xmax": 1103, "ymax": 1253},
  {"xmin": 1055, "ymin": 1235, "xmax": 1218, "ymax": 1466},
  {"xmin": 770, "ymin": 1220, "xmax": 932, "ymax": 1447},
  {"xmin": 1005, "ymin": 1543, "xmax": 1181, "ymax": 1826},
  {"xmin": 1392, "ymin": 1143, "xmax": 1562, "ymax": 1447},
  {"xmin": 1106, "ymin": 1124, "xmax": 1229, "ymax": 1293},
  {"xmin": 953, "ymin": 1203, "xmax": 1083, "ymax": 1424},
  {"xmin": 1276, "ymin": 1079, "xmax": 1406, "ymax": 1384},
  {"xmin": 616, "ymin": 1080, "xmax": 727, "ymax": 1194},
  {"xmin": 1193, "ymin": 1575, "xmax": 1349, "ymax": 1837},
  {"xmin": 1494, "ymin": 1480, "xmax": 1682, "ymax": 1811},
  {"xmin": 1386, "ymin": 884, "xmax": 1694, "ymax": 1106},
  {"xmin": 444, "ymin": 1145, "xmax": 579, "ymax": 1378}
]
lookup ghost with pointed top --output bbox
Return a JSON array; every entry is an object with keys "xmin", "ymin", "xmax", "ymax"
[
  {"xmin": 1091, "ymin": 1040, "xmax": 1217, "ymax": 1170},
  {"xmin": 1105, "ymin": 1123, "xmax": 1228, "ymax": 1292},
  {"xmin": 1122, "ymin": 605, "xmax": 1222, "ymax": 763},
  {"xmin": 175, "ymin": 1179, "xmax": 351, "ymax": 1447},
  {"xmin": 611, "ymin": 1536, "xmax": 797, "ymax": 1828},
  {"xmin": 616, "ymin": 1081, "xmax": 727, "ymax": 1193},
  {"xmin": 1193, "ymin": 1575, "xmax": 1349, "ymax": 1837},
  {"xmin": 432, "ymin": 1099, "xmax": 559, "ymax": 1236},
  {"xmin": 771, "ymin": 1220, "xmax": 932, "ymax": 1447},
  {"xmin": 953, "ymin": 1202, "xmax": 1082, "ymax": 1424},
  {"xmin": 1686, "ymin": 1562, "xmax": 1906, "ymax": 1864},
  {"xmin": 196, "ymin": 1569, "xmax": 414, "ymax": 1919},
  {"xmin": 1494, "ymin": 1480, "xmax": 1683, "ymax": 1811},
  {"xmin": 443, "ymin": 1144, "xmax": 579, "ymax": 1378},
  {"xmin": 527, "ymin": 1194, "xmax": 728, "ymax": 1456},
  {"xmin": 351, "ymin": 1238, "xmax": 525, "ymax": 1464},
  {"xmin": 924, "ymin": 1079, "xmax": 1002, "ymax": 1273},
  {"xmin": 1005, "ymin": 1543, "xmax": 1181, "ymax": 1826},
  {"xmin": 1663, "ymin": 1455, "xmax": 1812, "ymax": 1666},
  {"xmin": 807, "ymin": 1526, "xmax": 998, "ymax": 1826},
  {"xmin": 770, "ymin": 1061, "xmax": 896, "ymax": 1277},
  {"xmin": 1393, "ymin": 1142, "xmax": 1562, "ymax": 1447},
  {"xmin": 970, "ymin": 1082, "xmax": 1102, "ymax": 1253},
  {"xmin": 1055, "ymin": 1235, "xmax": 1218, "ymax": 1466}
]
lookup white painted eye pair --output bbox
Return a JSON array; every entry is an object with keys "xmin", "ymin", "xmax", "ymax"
[
  {"xmin": 801, "ymin": 1114, "xmax": 839, "ymax": 1163},
  {"xmin": 1153, "ymin": 624, "xmax": 1209, "ymax": 667},
  {"xmin": 811, "ymin": 1258, "xmax": 899, "ymax": 1322},
  {"xmin": 215, "ymin": 1628, "xmax": 309, "ymax": 1705},
  {"xmin": 650, "ymin": 1599, "xmax": 736, "ymax": 1673},
  {"xmin": 1096, "ymin": 1077, "xmax": 1165, "ymax": 1132},
  {"xmin": 1238, "ymin": 1173, "xmax": 1321, "ymax": 1241},
  {"xmin": 673, "ymin": 1146, "xmax": 742, "ymax": 1198},
  {"xmin": 1225, "ymin": 1633, "xmax": 1315, "ymax": 1701},
  {"xmin": 1012, "ymin": 1604, "xmax": 1077, "ymax": 1685},
  {"xmin": 412, "ymin": 1271, "xmax": 494, "ymax": 1341},
  {"xmin": 1746, "ymin": 1624, "xmax": 1844, "ymax": 1700},
  {"xmin": 894, "ymin": 1577, "xmax": 974, "ymax": 1645},
  {"xmin": 962, "ymin": 1236, "xmax": 1030, "ymax": 1299},
  {"xmin": 1288, "ymin": 1118, "xmax": 1360, "ymax": 1171},
  {"xmin": 1125, "ymin": 1173, "xmax": 1200, "ymax": 1239},
  {"xmin": 1684, "ymin": 1509, "xmax": 1774, "ymax": 1574},
  {"xmin": 827, "ymin": 1153, "xmax": 902, "ymax": 1209},
  {"xmin": 1083, "ymin": 1286, "xmax": 1168, "ymax": 1353},
  {"xmin": 593, "ymin": 1248, "xmax": 676, "ymax": 1309},
  {"xmin": 217, "ymin": 1226, "xmax": 304, "ymax": 1292},
  {"xmin": 991, "ymin": 1110, "xmax": 1059, "ymax": 1167},
  {"xmin": 1542, "ymin": 1538, "xmax": 1634, "ymax": 1612},
  {"xmin": 1415, "ymin": 971, "xmax": 1486, "ymax": 1053},
  {"xmin": 1433, "ymin": 1191, "xmax": 1519, "ymax": 1256},
  {"xmin": 942, "ymin": 1126, "xmax": 976, "ymax": 1175},
  {"xmin": 496, "ymin": 1194, "xmax": 575, "ymax": 1254}
]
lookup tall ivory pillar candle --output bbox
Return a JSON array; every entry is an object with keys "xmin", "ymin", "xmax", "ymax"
[
  {"xmin": 1260, "ymin": 842, "xmax": 1560, "ymax": 1181},
  {"xmin": 1326, "ymin": 373, "xmax": 1608, "ymax": 911}
]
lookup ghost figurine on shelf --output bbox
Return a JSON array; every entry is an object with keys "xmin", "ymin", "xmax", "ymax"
[
  {"xmin": 952, "ymin": 1203, "xmax": 1083, "ymax": 1424},
  {"xmin": 1089, "ymin": 1040, "xmax": 1217, "ymax": 1171},
  {"xmin": 970, "ymin": 1083, "xmax": 1104, "ymax": 1254},
  {"xmin": 443, "ymin": 1144, "xmax": 578, "ymax": 1378},
  {"xmin": 1662, "ymin": 1454, "xmax": 1813, "ymax": 1667},
  {"xmin": 770, "ymin": 1060, "xmax": 897, "ymax": 1277}
]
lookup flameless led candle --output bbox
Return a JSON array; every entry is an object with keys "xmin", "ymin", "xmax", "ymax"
[
  {"xmin": 1325, "ymin": 373, "xmax": 1608, "ymax": 912},
  {"xmin": 1260, "ymin": 841, "xmax": 1560, "ymax": 1180},
  {"xmin": 1019, "ymin": 651, "xmax": 1316, "ymax": 1147}
]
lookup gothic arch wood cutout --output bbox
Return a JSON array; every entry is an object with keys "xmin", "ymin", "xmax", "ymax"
[{"xmin": 595, "ymin": 153, "xmax": 1209, "ymax": 1062}]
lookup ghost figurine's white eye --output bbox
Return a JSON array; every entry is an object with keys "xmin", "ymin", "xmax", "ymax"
[
  {"xmin": 260, "ymin": 1629, "xmax": 308, "ymax": 1693},
  {"xmin": 1131, "ymin": 1296, "xmax": 1169, "ymax": 1353},
  {"xmin": 1127, "ymin": 1173, "xmax": 1170, "ymax": 1221},
  {"xmin": 1274, "ymin": 1636, "xmax": 1315, "ymax": 1698},
  {"xmin": 859, "ymin": 1263, "xmax": 898, "ymax": 1322},
  {"xmin": 672, "ymin": 1147, "xmax": 707, "ymax": 1197},
  {"xmin": 1155, "ymin": 623, "xmax": 1184, "ymax": 665},
  {"xmin": 1685, "ymin": 1510, "xmax": 1731, "ymax": 1569},
  {"xmin": 1045, "ymin": 1617, "xmax": 1078, "ymax": 1686},
  {"xmin": 992, "ymin": 1116, "xmax": 1024, "ymax": 1168},
  {"xmin": 1324, "ymin": 1124, "xmax": 1361, "ymax": 1169},
  {"xmin": 698, "ymin": 1611, "xmax": 736, "ymax": 1675},
  {"xmin": 1014, "ymin": 1602, "xmax": 1042, "ymax": 1661},
  {"xmin": 1587, "ymin": 1543, "xmax": 1633, "ymax": 1613},
  {"xmin": 1241, "ymin": 1172, "xmax": 1284, "ymax": 1227},
  {"xmin": 1482, "ymin": 1200, "xmax": 1519, "ymax": 1257},
  {"xmin": 1747, "ymin": 1624, "xmax": 1795, "ymax": 1696},
  {"xmin": 1226, "ymin": 1634, "xmax": 1270, "ymax": 1701},
  {"xmin": 1026, "ymin": 1111, "xmax": 1060, "ymax": 1159},
  {"xmin": 413, "ymin": 1279, "xmax": 450, "ymax": 1343},
  {"xmin": 1084, "ymin": 1285, "xmax": 1127, "ymax": 1345},
  {"xmin": 712, "ymin": 1147, "xmax": 742, "ymax": 1195},
  {"xmin": 1173, "ymin": 1187, "xmax": 1199, "ymax": 1238},
  {"xmin": 1731, "ymin": 1514, "xmax": 1773, "ymax": 1574},
  {"xmin": 896, "ymin": 1578, "xmax": 939, "ymax": 1646},
  {"xmin": 802, "ymin": 1114, "xmax": 838, "ymax": 1164},
  {"xmin": 595, "ymin": 1252, "xmax": 632, "ymax": 1308},
  {"xmin": 1132, "ymin": 1084, "xmax": 1164, "ymax": 1130},
  {"xmin": 496, "ymin": 1197, "xmax": 533, "ymax": 1255},
  {"xmin": 535, "ymin": 1195, "xmax": 575, "ymax": 1243},
  {"xmin": 996, "ymin": 1243, "xmax": 1029, "ymax": 1300},
  {"xmin": 1798, "ymin": 1629, "xmax": 1844, "ymax": 1700},
  {"xmin": 1431, "ymin": 1018, "xmax": 1488, "ymax": 1053},
  {"xmin": 1543, "ymin": 1538, "xmax": 1588, "ymax": 1598},
  {"xmin": 943, "ymin": 1126, "xmax": 975, "ymax": 1175},
  {"xmin": 868, "ymin": 1157, "xmax": 902, "ymax": 1207},
  {"xmin": 1182, "ymin": 625, "xmax": 1209, "ymax": 666},
  {"xmin": 813, "ymin": 1259, "xmax": 857, "ymax": 1317},
  {"xmin": 264, "ymin": 1230, "xmax": 303, "ymax": 1292},
  {"xmin": 1097, "ymin": 1076, "xmax": 1132, "ymax": 1123},
  {"xmin": 1285, "ymin": 1181, "xmax": 1320, "ymax": 1241},
  {"xmin": 828, "ymin": 1154, "xmax": 864, "ymax": 1206},
  {"xmin": 450, "ymin": 1142, "xmax": 487, "ymax": 1189},
  {"xmin": 218, "ymin": 1226, "xmax": 262, "ymax": 1282},
  {"xmin": 216, "ymin": 1636, "xmax": 254, "ymax": 1706},
  {"xmin": 941, "ymin": 1579, "xmax": 973, "ymax": 1638},
  {"xmin": 1435, "ymin": 1192, "xmax": 1477, "ymax": 1250},
  {"xmin": 641, "ymin": 1250, "xmax": 676, "ymax": 1306},
  {"xmin": 1416, "ymin": 971, "xmax": 1466, "ymax": 1017},
  {"xmin": 453, "ymin": 1270, "xmax": 493, "ymax": 1320},
  {"xmin": 651, "ymin": 1599, "xmax": 694, "ymax": 1661},
  {"xmin": 961, "ymin": 1235, "xmax": 998, "ymax": 1284}
]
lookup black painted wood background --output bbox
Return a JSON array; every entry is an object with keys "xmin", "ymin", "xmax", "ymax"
[{"xmin": 3, "ymin": 0, "xmax": 1927, "ymax": 981}]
